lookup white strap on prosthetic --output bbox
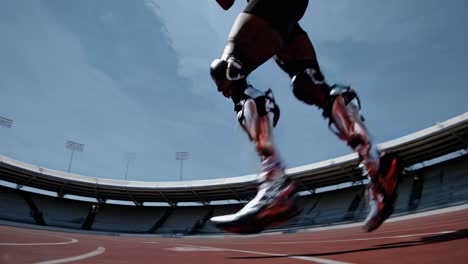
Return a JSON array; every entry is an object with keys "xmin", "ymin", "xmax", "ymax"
[
  {"xmin": 329, "ymin": 87, "xmax": 380, "ymax": 177},
  {"xmin": 237, "ymin": 87, "xmax": 284, "ymax": 181}
]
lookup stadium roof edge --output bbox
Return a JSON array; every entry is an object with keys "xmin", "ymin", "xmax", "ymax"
[{"xmin": 0, "ymin": 112, "xmax": 467, "ymax": 202}]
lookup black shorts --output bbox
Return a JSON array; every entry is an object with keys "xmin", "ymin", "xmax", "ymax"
[{"xmin": 244, "ymin": 0, "xmax": 309, "ymax": 40}]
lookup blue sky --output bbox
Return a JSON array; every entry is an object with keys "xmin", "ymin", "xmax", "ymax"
[{"xmin": 0, "ymin": 0, "xmax": 466, "ymax": 182}]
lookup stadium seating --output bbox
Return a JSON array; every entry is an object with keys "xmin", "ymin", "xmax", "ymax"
[
  {"xmin": 92, "ymin": 204, "xmax": 166, "ymax": 233},
  {"xmin": 157, "ymin": 206, "xmax": 211, "ymax": 234},
  {"xmin": 32, "ymin": 194, "xmax": 91, "ymax": 229},
  {"xmin": 0, "ymin": 186, "xmax": 35, "ymax": 223},
  {"xmin": 300, "ymin": 186, "xmax": 364, "ymax": 225},
  {"xmin": 393, "ymin": 175, "xmax": 413, "ymax": 213},
  {"xmin": 418, "ymin": 155, "xmax": 468, "ymax": 209}
]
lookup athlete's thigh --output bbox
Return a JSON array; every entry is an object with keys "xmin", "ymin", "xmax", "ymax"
[
  {"xmin": 222, "ymin": 12, "xmax": 283, "ymax": 75},
  {"xmin": 222, "ymin": 0, "xmax": 309, "ymax": 75},
  {"xmin": 244, "ymin": 0, "xmax": 309, "ymax": 40},
  {"xmin": 274, "ymin": 24, "xmax": 320, "ymax": 77}
]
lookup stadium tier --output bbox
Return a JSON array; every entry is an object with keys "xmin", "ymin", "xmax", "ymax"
[
  {"xmin": 92, "ymin": 204, "xmax": 166, "ymax": 233},
  {"xmin": 0, "ymin": 112, "xmax": 467, "ymax": 234},
  {"xmin": 0, "ymin": 186, "xmax": 35, "ymax": 224}
]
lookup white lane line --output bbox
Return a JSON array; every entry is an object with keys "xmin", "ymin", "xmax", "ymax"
[
  {"xmin": 385, "ymin": 204, "xmax": 468, "ymax": 223},
  {"xmin": 33, "ymin": 246, "xmax": 106, "ymax": 264},
  {"xmin": 145, "ymin": 229, "xmax": 455, "ymax": 261},
  {"xmin": 266, "ymin": 215, "xmax": 468, "ymax": 242},
  {"xmin": 0, "ymin": 237, "xmax": 78, "ymax": 246},
  {"xmin": 0, "ymin": 227, "xmax": 80, "ymax": 246},
  {"xmin": 292, "ymin": 256, "xmax": 351, "ymax": 264},
  {"xmin": 160, "ymin": 214, "xmax": 468, "ymax": 244},
  {"xmin": 154, "ymin": 242, "xmax": 351, "ymax": 264},
  {"xmin": 271, "ymin": 230, "xmax": 456, "ymax": 244},
  {"xmin": 294, "ymin": 204, "xmax": 468, "ymax": 233},
  {"xmin": 150, "ymin": 220, "xmax": 463, "ymax": 247},
  {"xmin": 166, "ymin": 246, "xmax": 225, "ymax": 252}
]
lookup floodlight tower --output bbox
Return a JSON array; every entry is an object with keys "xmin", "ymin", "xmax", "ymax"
[
  {"xmin": 175, "ymin": 151, "xmax": 190, "ymax": 181},
  {"xmin": 124, "ymin": 152, "xmax": 136, "ymax": 180},
  {"xmin": 0, "ymin": 116, "xmax": 13, "ymax": 128},
  {"xmin": 65, "ymin": 140, "xmax": 85, "ymax": 173}
]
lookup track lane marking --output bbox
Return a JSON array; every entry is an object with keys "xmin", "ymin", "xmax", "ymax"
[
  {"xmin": 33, "ymin": 246, "xmax": 105, "ymax": 264},
  {"xmin": 166, "ymin": 246, "xmax": 225, "ymax": 251},
  {"xmin": 271, "ymin": 230, "xmax": 456, "ymax": 244},
  {"xmin": 0, "ymin": 237, "xmax": 78, "ymax": 246},
  {"xmin": 182, "ymin": 219, "xmax": 466, "ymax": 245},
  {"xmin": 302, "ymin": 215, "xmax": 468, "ymax": 236},
  {"xmin": 260, "ymin": 215, "xmax": 468, "ymax": 242},
  {"xmin": 277, "ymin": 215, "xmax": 468, "ymax": 239},
  {"xmin": 147, "ymin": 242, "xmax": 352, "ymax": 264},
  {"xmin": 292, "ymin": 256, "xmax": 351, "ymax": 264},
  {"xmin": 0, "ymin": 227, "xmax": 81, "ymax": 246}
]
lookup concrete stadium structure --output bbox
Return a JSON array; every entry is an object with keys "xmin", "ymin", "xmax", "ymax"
[{"xmin": 0, "ymin": 112, "xmax": 467, "ymax": 234}]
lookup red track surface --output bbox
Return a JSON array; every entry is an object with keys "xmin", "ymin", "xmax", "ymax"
[{"xmin": 1, "ymin": 208, "xmax": 467, "ymax": 264}]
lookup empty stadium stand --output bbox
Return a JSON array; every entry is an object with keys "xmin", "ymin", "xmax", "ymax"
[
  {"xmin": 302, "ymin": 186, "xmax": 364, "ymax": 225},
  {"xmin": 157, "ymin": 206, "xmax": 211, "ymax": 234},
  {"xmin": 32, "ymin": 194, "xmax": 91, "ymax": 229},
  {"xmin": 0, "ymin": 186, "xmax": 35, "ymax": 224},
  {"xmin": 92, "ymin": 204, "xmax": 166, "ymax": 233},
  {"xmin": 417, "ymin": 155, "xmax": 468, "ymax": 209}
]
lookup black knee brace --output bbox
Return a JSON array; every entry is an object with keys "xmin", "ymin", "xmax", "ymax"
[
  {"xmin": 290, "ymin": 68, "xmax": 331, "ymax": 107},
  {"xmin": 210, "ymin": 58, "xmax": 249, "ymax": 102}
]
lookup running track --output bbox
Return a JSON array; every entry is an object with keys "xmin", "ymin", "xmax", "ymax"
[{"xmin": 1, "ymin": 206, "xmax": 467, "ymax": 264}]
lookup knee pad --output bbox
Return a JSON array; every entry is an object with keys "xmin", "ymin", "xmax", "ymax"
[
  {"xmin": 210, "ymin": 58, "xmax": 248, "ymax": 100},
  {"xmin": 290, "ymin": 68, "xmax": 330, "ymax": 107},
  {"xmin": 210, "ymin": 58, "xmax": 227, "ymax": 79},
  {"xmin": 210, "ymin": 57, "xmax": 245, "ymax": 81}
]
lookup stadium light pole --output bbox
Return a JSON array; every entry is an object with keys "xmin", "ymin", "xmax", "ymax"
[
  {"xmin": 0, "ymin": 115, "xmax": 13, "ymax": 128},
  {"xmin": 65, "ymin": 140, "xmax": 85, "ymax": 173},
  {"xmin": 175, "ymin": 151, "xmax": 190, "ymax": 181},
  {"xmin": 124, "ymin": 152, "xmax": 136, "ymax": 180}
]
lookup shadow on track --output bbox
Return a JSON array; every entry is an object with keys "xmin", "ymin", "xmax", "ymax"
[{"xmin": 229, "ymin": 229, "xmax": 468, "ymax": 260}]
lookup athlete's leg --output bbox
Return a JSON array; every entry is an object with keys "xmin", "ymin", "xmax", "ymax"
[
  {"xmin": 210, "ymin": 12, "xmax": 284, "ymax": 171},
  {"xmin": 209, "ymin": 87, "xmax": 299, "ymax": 234},
  {"xmin": 209, "ymin": 4, "xmax": 303, "ymax": 233},
  {"xmin": 275, "ymin": 26, "xmax": 399, "ymax": 232},
  {"xmin": 274, "ymin": 25, "xmax": 330, "ymax": 108}
]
